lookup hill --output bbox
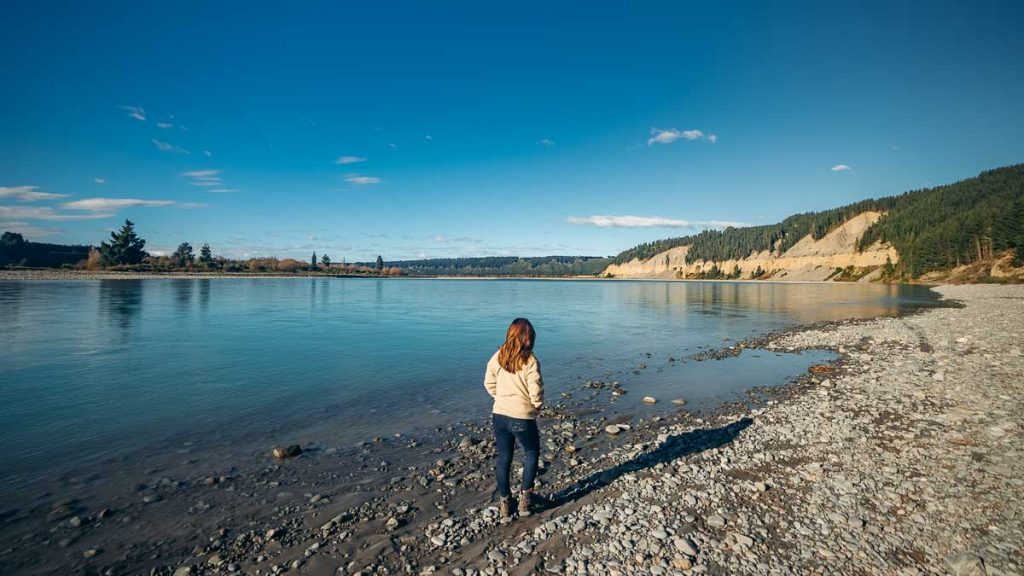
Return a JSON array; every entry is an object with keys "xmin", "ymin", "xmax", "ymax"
[
  {"xmin": 0, "ymin": 232, "xmax": 91, "ymax": 268},
  {"xmin": 606, "ymin": 164, "xmax": 1024, "ymax": 281}
]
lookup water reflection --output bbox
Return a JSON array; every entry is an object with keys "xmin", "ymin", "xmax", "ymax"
[
  {"xmin": 0, "ymin": 281, "xmax": 24, "ymax": 329},
  {"xmin": 198, "ymin": 279, "xmax": 211, "ymax": 313},
  {"xmin": 98, "ymin": 280, "xmax": 144, "ymax": 333},
  {"xmin": 618, "ymin": 281, "xmax": 934, "ymax": 322},
  {"xmin": 172, "ymin": 280, "xmax": 193, "ymax": 313}
]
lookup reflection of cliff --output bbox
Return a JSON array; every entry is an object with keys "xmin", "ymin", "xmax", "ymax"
[
  {"xmin": 604, "ymin": 212, "xmax": 898, "ymax": 282},
  {"xmin": 611, "ymin": 280, "xmax": 923, "ymax": 323}
]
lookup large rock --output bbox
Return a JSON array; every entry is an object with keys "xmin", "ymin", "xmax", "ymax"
[{"xmin": 945, "ymin": 554, "xmax": 986, "ymax": 576}]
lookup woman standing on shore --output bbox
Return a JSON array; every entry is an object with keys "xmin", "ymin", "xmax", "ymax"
[{"xmin": 484, "ymin": 317, "xmax": 544, "ymax": 518}]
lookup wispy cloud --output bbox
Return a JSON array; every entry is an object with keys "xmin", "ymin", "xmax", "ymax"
[
  {"xmin": 209, "ymin": 188, "xmax": 240, "ymax": 193},
  {"xmin": 830, "ymin": 164, "xmax": 852, "ymax": 172},
  {"xmin": 539, "ymin": 138, "xmax": 556, "ymax": 146},
  {"xmin": 345, "ymin": 175, "xmax": 381, "ymax": 185},
  {"xmin": 62, "ymin": 198, "xmax": 177, "ymax": 211},
  {"xmin": 0, "ymin": 186, "xmax": 68, "ymax": 202},
  {"xmin": 425, "ymin": 135, "xmax": 433, "ymax": 141},
  {"xmin": 335, "ymin": 155, "xmax": 367, "ymax": 165},
  {"xmin": 177, "ymin": 202, "xmax": 210, "ymax": 209},
  {"xmin": 0, "ymin": 206, "xmax": 113, "ymax": 221},
  {"xmin": 647, "ymin": 128, "xmax": 715, "ymax": 146},
  {"xmin": 566, "ymin": 215, "xmax": 748, "ymax": 229},
  {"xmin": 182, "ymin": 169, "xmax": 232, "ymax": 190},
  {"xmin": 152, "ymin": 139, "xmax": 190, "ymax": 154},
  {"xmin": 156, "ymin": 122, "xmax": 174, "ymax": 129},
  {"xmin": 119, "ymin": 105, "xmax": 146, "ymax": 121},
  {"xmin": 93, "ymin": 178, "xmax": 106, "ymax": 184},
  {"xmin": 203, "ymin": 150, "xmax": 212, "ymax": 157}
]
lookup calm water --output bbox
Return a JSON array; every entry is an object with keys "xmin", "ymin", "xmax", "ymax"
[{"xmin": 0, "ymin": 278, "xmax": 940, "ymax": 491}]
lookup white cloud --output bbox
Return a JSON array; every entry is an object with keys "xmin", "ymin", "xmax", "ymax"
[
  {"xmin": 388, "ymin": 143, "xmax": 397, "ymax": 149},
  {"xmin": 209, "ymin": 188, "xmax": 240, "ymax": 193},
  {"xmin": 120, "ymin": 105, "xmax": 146, "ymax": 121},
  {"xmin": 647, "ymin": 128, "xmax": 712, "ymax": 146},
  {"xmin": 94, "ymin": 178, "xmax": 106, "ymax": 184},
  {"xmin": 433, "ymin": 235, "xmax": 448, "ymax": 243},
  {"xmin": 152, "ymin": 139, "xmax": 190, "ymax": 154},
  {"xmin": 0, "ymin": 186, "xmax": 68, "ymax": 202},
  {"xmin": 425, "ymin": 135, "xmax": 433, "ymax": 141},
  {"xmin": 156, "ymin": 122, "xmax": 174, "ymax": 129},
  {"xmin": 182, "ymin": 170, "xmax": 219, "ymax": 178},
  {"xmin": 566, "ymin": 215, "xmax": 748, "ymax": 229},
  {"xmin": 182, "ymin": 169, "xmax": 226, "ymax": 188},
  {"xmin": 62, "ymin": 198, "xmax": 176, "ymax": 211},
  {"xmin": 345, "ymin": 175, "xmax": 381, "ymax": 185},
  {"xmin": 539, "ymin": 138, "xmax": 555, "ymax": 146},
  {"xmin": 335, "ymin": 155, "xmax": 367, "ymax": 165},
  {"xmin": 831, "ymin": 164, "xmax": 852, "ymax": 172},
  {"xmin": 0, "ymin": 206, "xmax": 113, "ymax": 221},
  {"xmin": 177, "ymin": 202, "xmax": 209, "ymax": 209},
  {"xmin": 203, "ymin": 150, "xmax": 212, "ymax": 157}
]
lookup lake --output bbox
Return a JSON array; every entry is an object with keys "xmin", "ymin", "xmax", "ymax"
[{"xmin": 0, "ymin": 278, "xmax": 941, "ymax": 493}]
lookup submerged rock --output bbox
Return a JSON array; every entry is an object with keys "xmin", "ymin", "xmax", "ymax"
[
  {"xmin": 272, "ymin": 445, "xmax": 302, "ymax": 459},
  {"xmin": 642, "ymin": 396, "xmax": 658, "ymax": 404}
]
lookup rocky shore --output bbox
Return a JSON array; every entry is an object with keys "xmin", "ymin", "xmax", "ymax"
[{"xmin": 1, "ymin": 284, "xmax": 1021, "ymax": 575}]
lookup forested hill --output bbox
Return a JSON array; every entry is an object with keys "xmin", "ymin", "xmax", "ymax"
[
  {"xmin": 612, "ymin": 164, "xmax": 1024, "ymax": 277},
  {"xmin": 363, "ymin": 256, "xmax": 612, "ymax": 277},
  {"xmin": 0, "ymin": 232, "xmax": 91, "ymax": 268}
]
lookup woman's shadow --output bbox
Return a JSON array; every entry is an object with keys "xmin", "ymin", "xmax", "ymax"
[{"xmin": 541, "ymin": 417, "xmax": 753, "ymax": 509}]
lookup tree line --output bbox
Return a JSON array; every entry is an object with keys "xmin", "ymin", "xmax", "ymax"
[
  {"xmin": 379, "ymin": 255, "xmax": 612, "ymax": 277},
  {"xmin": 1, "ymin": 220, "xmax": 398, "ymax": 276},
  {"xmin": 612, "ymin": 163, "xmax": 1024, "ymax": 277}
]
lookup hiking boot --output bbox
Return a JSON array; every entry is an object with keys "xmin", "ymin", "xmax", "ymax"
[
  {"xmin": 518, "ymin": 490, "xmax": 532, "ymax": 517},
  {"xmin": 498, "ymin": 496, "xmax": 512, "ymax": 519}
]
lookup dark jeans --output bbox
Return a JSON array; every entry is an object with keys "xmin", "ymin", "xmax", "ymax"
[{"xmin": 492, "ymin": 413, "xmax": 540, "ymax": 498}]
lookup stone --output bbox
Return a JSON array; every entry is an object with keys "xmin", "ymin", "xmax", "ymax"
[
  {"xmin": 272, "ymin": 445, "xmax": 302, "ymax": 459},
  {"xmin": 385, "ymin": 517, "xmax": 400, "ymax": 530},
  {"xmin": 487, "ymin": 549, "xmax": 505, "ymax": 562},
  {"xmin": 674, "ymin": 537, "xmax": 698, "ymax": 557},
  {"xmin": 83, "ymin": 548, "xmax": 99, "ymax": 558},
  {"xmin": 672, "ymin": 399, "xmax": 686, "ymax": 406},
  {"xmin": 706, "ymin": 514, "xmax": 726, "ymax": 528},
  {"xmin": 944, "ymin": 553, "xmax": 986, "ymax": 576},
  {"xmin": 652, "ymin": 529, "xmax": 668, "ymax": 540},
  {"xmin": 605, "ymin": 424, "xmax": 622, "ymax": 435},
  {"xmin": 172, "ymin": 568, "xmax": 192, "ymax": 576},
  {"xmin": 642, "ymin": 396, "xmax": 657, "ymax": 404}
]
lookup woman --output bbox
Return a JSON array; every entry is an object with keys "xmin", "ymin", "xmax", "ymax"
[{"xmin": 484, "ymin": 317, "xmax": 543, "ymax": 518}]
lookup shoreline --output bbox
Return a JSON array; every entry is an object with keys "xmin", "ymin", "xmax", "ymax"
[
  {"xmin": 1, "ymin": 285, "xmax": 1020, "ymax": 575},
  {"xmin": 0, "ymin": 267, "xmax": 937, "ymax": 285}
]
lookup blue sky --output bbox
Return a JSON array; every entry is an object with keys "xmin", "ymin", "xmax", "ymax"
[{"xmin": 2, "ymin": 1, "xmax": 1023, "ymax": 260}]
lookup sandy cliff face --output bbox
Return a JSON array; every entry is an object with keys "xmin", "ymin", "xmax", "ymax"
[{"xmin": 603, "ymin": 211, "xmax": 898, "ymax": 281}]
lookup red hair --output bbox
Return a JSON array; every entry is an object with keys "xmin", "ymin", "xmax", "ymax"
[{"xmin": 498, "ymin": 318, "xmax": 536, "ymax": 373}]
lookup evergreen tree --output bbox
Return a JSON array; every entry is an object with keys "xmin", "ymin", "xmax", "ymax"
[
  {"xmin": 199, "ymin": 243, "xmax": 213, "ymax": 265},
  {"xmin": 1, "ymin": 231, "xmax": 25, "ymax": 246},
  {"xmin": 172, "ymin": 242, "xmax": 195, "ymax": 267},
  {"xmin": 311, "ymin": 251, "xmax": 318, "ymax": 271},
  {"xmin": 321, "ymin": 253, "xmax": 331, "ymax": 267},
  {"xmin": 376, "ymin": 255, "xmax": 384, "ymax": 273},
  {"xmin": 99, "ymin": 220, "xmax": 147, "ymax": 266}
]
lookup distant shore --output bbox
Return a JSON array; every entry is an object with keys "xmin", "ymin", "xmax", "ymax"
[{"xmin": 0, "ymin": 267, "xmax": 924, "ymax": 284}]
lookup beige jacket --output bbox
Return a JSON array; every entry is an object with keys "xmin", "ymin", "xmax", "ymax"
[{"xmin": 484, "ymin": 351, "xmax": 544, "ymax": 419}]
